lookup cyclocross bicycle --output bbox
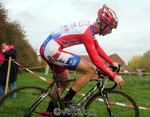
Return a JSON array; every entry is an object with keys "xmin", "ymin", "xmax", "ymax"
[{"xmin": 0, "ymin": 65, "xmax": 139, "ymax": 117}]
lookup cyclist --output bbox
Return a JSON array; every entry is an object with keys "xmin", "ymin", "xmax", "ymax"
[{"xmin": 39, "ymin": 4, "xmax": 125, "ymax": 114}]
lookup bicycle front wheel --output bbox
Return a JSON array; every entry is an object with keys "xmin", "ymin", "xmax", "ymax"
[
  {"xmin": 84, "ymin": 90, "xmax": 139, "ymax": 117},
  {"xmin": 0, "ymin": 86, "xmax": 57, "ymax": 117}
]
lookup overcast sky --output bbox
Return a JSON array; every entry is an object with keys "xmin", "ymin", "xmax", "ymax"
[{"xmin": 1, "ymin": 0, "xmax": 150, "ymax": 64}]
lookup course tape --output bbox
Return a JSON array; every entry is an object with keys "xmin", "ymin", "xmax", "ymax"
[
  {"xmin": 19, "ymin": 65, "xmax": 46, "ymax": 70},
  {"xmin": 2, "ymin": 60, "xmax": 149, "ymax": 111},
  {"xmin": 14, "ymin": 61, "xmax": 52, "ymax": 84}
]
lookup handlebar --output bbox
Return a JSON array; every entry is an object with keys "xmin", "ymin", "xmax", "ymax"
[{"xmin": 97, "ymin": 64, "xmax": 121, "ymax": 91}]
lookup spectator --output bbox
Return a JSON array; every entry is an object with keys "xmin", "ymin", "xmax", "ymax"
[{"xmin": 0, "ymin": 42, "xmax": 18, "ymax": 98}]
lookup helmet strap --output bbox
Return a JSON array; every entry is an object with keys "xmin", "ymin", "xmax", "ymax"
[{"xmin": 99, "ymin": 25, "xmax": 107, "ymax": 35}]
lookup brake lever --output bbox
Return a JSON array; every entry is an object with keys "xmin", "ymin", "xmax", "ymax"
[{"xmin": 109, "ymin": 64, "xmax": 121, "ymax": 73}]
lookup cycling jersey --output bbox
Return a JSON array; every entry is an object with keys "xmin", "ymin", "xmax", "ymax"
[{"xmin": 40, "ymin": 20, "xmax": 116, "ymax": 78}]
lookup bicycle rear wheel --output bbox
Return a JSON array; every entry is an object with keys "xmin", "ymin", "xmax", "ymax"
[
  {"xmin": 0, "ymin": 86, "xmax": 57, "ymax": 117},
  {"xmin": 84, "ymin": 90, "xmax": 139, "ymax": 117}
]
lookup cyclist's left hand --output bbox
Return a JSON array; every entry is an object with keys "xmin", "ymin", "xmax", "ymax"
[{"xmin": 114, "ymin": 75, "xmax": 125, "ymax": 88}]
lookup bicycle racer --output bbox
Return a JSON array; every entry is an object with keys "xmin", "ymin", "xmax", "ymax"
[{"xmin": 39, "ymin": 4, "xmax": 125, "ymax": 114}]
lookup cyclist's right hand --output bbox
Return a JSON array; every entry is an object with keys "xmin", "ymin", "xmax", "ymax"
[{"xmin": 113, "ymin": 75, "xmax": 125, "ymax": 88}]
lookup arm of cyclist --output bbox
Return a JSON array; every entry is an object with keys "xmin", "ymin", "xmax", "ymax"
[
  {"xmin": 94, "ymin": 40, "xmax": 121, "ymax": 72},
  {"xmin": 82, "ymin": 37, "xmax": 115, "ymax": 78},
  {"xmin": 82, "ymin": 31, "xmax": 115, "ymax": 78},
  {"xmin": 81, "ymin": 29, "xmax": 124, "ymax": 87},
  {"xmin": 93, "ymin": 39, "xmax": 124, "ymax": 87},
  {"xmin": 94, "ymin": 40, "xmax": 114, "ymax": 65}
]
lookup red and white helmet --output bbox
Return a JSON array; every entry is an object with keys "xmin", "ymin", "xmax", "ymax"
[{"xmin": 97, "ymin": 4, "xmax": 118, "ymax": 29}]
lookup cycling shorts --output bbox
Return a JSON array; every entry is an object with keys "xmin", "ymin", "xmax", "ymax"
[{"xmin": 39, "ymin": 39, "xmax": 81, "ymax": 74}]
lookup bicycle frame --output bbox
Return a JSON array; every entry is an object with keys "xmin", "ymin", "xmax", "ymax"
[
  {"xmin": 53, "ymin": 71, "xmax": 116, "ymax": 117},
  {"xmin": 25, "ymin": 65, "xmax": 117, "ymax": 116},
  {"xmin": 56, "ymin": 76, "xmax": 114, "ymax": 116}
]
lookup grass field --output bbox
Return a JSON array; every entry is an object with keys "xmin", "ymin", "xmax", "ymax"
[{"xmin": 1, "ymin": 71, "xmax": 150, "ymax": 117}]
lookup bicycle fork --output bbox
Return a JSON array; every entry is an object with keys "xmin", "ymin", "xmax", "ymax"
[{"xmin": 101, "ymin": 90, "xmax": 114, "ymax": 117}]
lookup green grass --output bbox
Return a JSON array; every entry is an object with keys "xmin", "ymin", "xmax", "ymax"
[{"xmin": 1, "ymin": 71, "xmax": 150, "ymax": 117}]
